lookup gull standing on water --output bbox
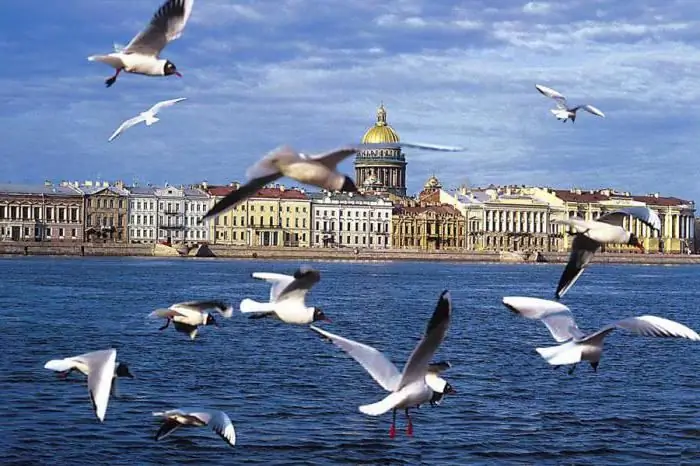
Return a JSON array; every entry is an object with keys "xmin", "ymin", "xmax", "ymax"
[
  {"xmin": 310, "ymin": 290, "xmax": 454, "ymax": 438},
  {"xmin": 553, "ymin": 206, "xmax": 661, "ymax": 299},
  {"xmin": 535, "ymin": 84, "xmax": 605, "ymax": 123},
  {"xmin": 43, "ymin": 348, "xmax": 119, "ymax": 422},
  {"xmin": 239, "ymin": 267, "xmax": 331, "ymax": 325},
  {"xmin": 149, "ymin": 300, "xmax": 233, "ymax": 340},
  {"xmin": 201, "ymin": 142, "xmax": 465, "ymax": 221},
  {"xmin": 88, "ymin": 0, "xmax": 194, "ymax": 87},
  {"xmin": 108, "ymin": 98, "xmax": 187, "ymax": 142},
  {"xmin": 502, "ymin": 296, "xmax": 700, "ymax": 374},
  {"xmin": 153, "ymin": 408, "xmax": 236, "ymax": 447}
]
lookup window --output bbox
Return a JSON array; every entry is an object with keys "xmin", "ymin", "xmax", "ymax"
[
  {"xmin": 22, "ymin": 206, "xmax": 29, "ymax": 219},
  {"xmin": 24, "ymin": 227, "xmax": 30, "ymax": 237},
  {"xmin": 70, "ymin": 208, "xmax": 77, "ymax": 222},
  {"xmin": 45, "ymin": 208, "xmax": 52, "ymax": 221}
]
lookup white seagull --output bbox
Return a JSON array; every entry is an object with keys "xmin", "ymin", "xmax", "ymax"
[
  {"xmin": 201, "ymin": 142, "xmax": 465, "ymax": 221},
  {"xmin": 108, "ymin": 98, "xmax": 187, "ymax": 142},
  {"xmin": 149, "ymin": 300, "xmax": 233, "ymax": 340},
  {"xmin": 554, "ymin": 206, "xmax": 661, "ymax": 299},
  {"xmin": 153, "ymin": 408, "xmax": 236, "ymax": 447},
  {"xmin": 88, "ymin": 0, "xmax": 194, "ymax": 87},
  {"xmin": 502, "ymin": 296, "xmax": 700, "ymax": 374},
  {"xmin": 239, "ymin": 267, "xmax": 330, "ymax": 325},
  {"xmin": 535, "ymin": 84, "xmax": 605, "ymax": 123},
  {"xmin": 310, "ymin": 290, "xmax": 453, "ymax": 438},
  {"xmin": 43, "ymin": 348, "xmax": 118, "ymax": 422}
]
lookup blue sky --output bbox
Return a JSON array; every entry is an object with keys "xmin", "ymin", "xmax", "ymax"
[{"xmin": 2, "ymin": 0, "xmax": 700, "ymax": 202}]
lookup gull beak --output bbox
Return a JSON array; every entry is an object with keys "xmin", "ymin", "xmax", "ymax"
[
  {"xmin": 324, "ymin": 318, "xmax": 332, "ymax": 323},
  {"xmin": 175, "ymin": 71, "xmax": 182, "ymax": 78}
]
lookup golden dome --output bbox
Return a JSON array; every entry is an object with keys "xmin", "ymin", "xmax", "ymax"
[{"xmin": 361, "ymin": 103, "xmax": 400, "ymax": 144}]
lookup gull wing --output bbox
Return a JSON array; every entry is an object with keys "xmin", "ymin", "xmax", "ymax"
[
  {"xmin": 148, "ymin": 97, "xmax": 187, "ymax": 115},
  {"xmin": 108, "ymin": 115, "xmax": 145, "ymax": 142},
  {"xmin": 276, "ymin": 268, "xmax": 321, "ymax": 303},
  {"xmin": 74, "ymin": 349, "xmax": 117, "ymax": 422},
  {"xmin": 426, "ymin": 361, "xmax": 451, "ymax": 374},
  {"xmin": 502, "ymin": 296, "xmax": 585, "ymax": 342},
  {"xmin": 310, "ymin": 325, "xmax": 401, "ymax": 392},
  {"xmin": 397, "ymin": 141, "xmax": 467, "ymax": 152},
  {"xmin": 251, "ymin": 272, "xmax": 296, "ymax": 302},
  {"xmin": 246, "ymin": 145, "xmax": 302, "ymax": 180},
  {"xmin": 535, "ymin": 84, "xmax": 568, "ymax": 106},
  {"xmin": 573, "ymin": 104, "xmax": 605, "ymax": 118},
  {"xmin": 44, "ymin": 358, "xmax": 78, "ymax": 372},
  {"xmin": 154, "ymin": 418, "xmax": 182, "ymax": 440},
  {"xmin": 192, "ymin": 411, "xmax": 236, "ymax": 447},
  {"xmin": 201, "ymin": 173, "xmax": 281, "ymax": 221},
  {"xmin": 555, "ymin": 234, "xmax": 601, "ymax": 299},
  {"xmin": 149, "ymin": 308, "xmax": 188, "ymax": 319},
  {"xmin": 397, "ymin": 290, "xmax": 452, "ymax": 390},
  {"xmin": 174, "ymin": 300, "xmax": 232, "ymax": 316},
  {"xmin": 301, "ymin": 147, "xmax": 360, "ymax": 169},
  {"xmin": 124, "ymin": 0, "xmax": 194, "ymax": 56},
  {"xmin": 597, "ymin": 207, "xmax": 661, "ymax": 231},
  {"xmin": 581, "ymin": 315, "xmax": 700, "ymax": 343}
]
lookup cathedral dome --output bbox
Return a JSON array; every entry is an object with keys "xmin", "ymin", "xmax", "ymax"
[{"xmin": 361, "ymin": 103, "xmax": 400, "ymax": 144}]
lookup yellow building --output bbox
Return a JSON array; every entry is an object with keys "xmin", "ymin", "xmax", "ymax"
[
  {"xmin": 206, "ymin": 184, "xmax": 311, "ymax": 247},
  {"xmin": 554, "ymin": 188, "xmax": 696, "ymax": 254},
  {"xmin": 391, "ymin": 176, "xmax": 466, "ymax": 250}
]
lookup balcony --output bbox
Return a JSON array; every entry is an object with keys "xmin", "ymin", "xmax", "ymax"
[
  {"xmin": 161, "ymin": 224, "xmax": 185, "ymax": 230},
  {"xmin": 163, "ymin": 210, "xmax": 180, "ymax": 215}
]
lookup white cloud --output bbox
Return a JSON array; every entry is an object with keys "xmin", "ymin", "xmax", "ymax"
[{"xmin": 523, "ymin": 2, "xmax": 552, "ymax": 15}]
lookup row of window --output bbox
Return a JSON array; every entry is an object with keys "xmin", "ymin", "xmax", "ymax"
[
  {"xmin": 313, "ymin": 209, "xmax": 390, "ymax": 219},
  {"xmin": 0, "ymin": 226, "xmax": 78, "ymax": 239},
  {"xmin": 131, "ymin": 229, "xmax": 207, "ymax": 240},
  {"xmin": 129, "ymin": 200, "xmax": 209, "ymax": 213},
  {"xmin": 87, "ymin": 198, "xmax": 125, "ymax": 209},
  {"xmin": 129, "ymin": 214, "xmax": 205, "ymax": 226},
  {"xmin": 316, "ymin": 221, "xmax": 389, "ymax": 233},
  {"xmin": 314, "ymin": 235, "xmax": 386, "ymax": 245},
  {"xmin": 226, "ymin": 204, "xmax": 308, "ymax": 214},
  {"xmin": 86, "ymin": 215, "xmax": 124, "ymax": 228},
  {"xmin": 0, "ymin": 205, "xmax": 80, "ymax": 222},
  {"xmin": 216, "ymin": 216, "xmax": 308, "ymax": 228}
]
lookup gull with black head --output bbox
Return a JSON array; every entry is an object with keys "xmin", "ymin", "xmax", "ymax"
[
  {"xmin": 153, "ymin": 408, "xmax": 236, "ymax": 447},
  {"xmin": 149, "ymin": 300, "xmax": 233, "ymax": 340}
]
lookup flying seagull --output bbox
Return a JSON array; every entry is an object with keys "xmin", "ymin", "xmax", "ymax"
[
  {"xmin": 553, "ymin": 206, "xmax": 661, "ymax": 299},
  {"xmin": 44, "ymin": 348, "xmax": 118, "ymax": 422},
  {"xmin": 149, "ymin": 300, "xmax": 233, "ymax": 340},
  {"xmin": 88, "ymin": 0, "xmax": 194, "ymax": 87},
  {"xmin": 502, "ymin": 296, "xmax": 700, "ymax": 374},
  {"xmin": 201, "ymin": 142, "xmax": 463, "ymax": 221},
  {"xmin": 535, "ymin": 84, "xmax": 605, "ymax": 123},
  {"xmin": 153, "ymin": 408, "xmax": 236, "ymax": 447},
  {"xmin": 310, "ymin": 290, "xmax": 453, "ymax": 438},
  {"xmin": 108, "ymin": 98, "xmax": 187, "ymax": 142},
  {"xmin": 239, "ymin": 267, "xmax": 330, "ymax": 325}
]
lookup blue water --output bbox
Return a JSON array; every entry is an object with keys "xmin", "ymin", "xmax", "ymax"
[{"xmin": 1, "ymin": 257, "xmax": 698, "ymax": 465}]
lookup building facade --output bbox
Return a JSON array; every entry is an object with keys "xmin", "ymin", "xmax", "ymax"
[
  {"xmin": 308, "ymin": 191, "xmax": 393, "ymax": 248},
  {"xmin": 127, "ymin": 186, "xmax": 159, "ymax": 244},
  {"xmin": 0, "ymin": 183, "xmax": 84, "ymax": 242},
  {"xmin": 207, "ymin": 184, "xmax": 311, "ymax": 247},
  {"xmin": 71, "ymin": 181, "xmax": 130, "ymax": 242},
  {"xmin": 354, "ymin": 104, "xmax": 407, "ymax": 196},
  {"xmin": 184, "ymin": 186, "xmax": 211, "ymax": 243}
]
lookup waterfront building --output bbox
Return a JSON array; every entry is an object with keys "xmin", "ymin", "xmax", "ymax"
[
  {"xmin": 184, "ymin": 185, "xmax": 211, "ymax": 243},
  {"xmin": 0, "ymin": 182, "xmax": 83, "ymax": 242},
  {"xmin": 69, "ymin": 181, "xmax": 129, "ymax": 242},
  {"xmin": 308, "ymin": 191, "xmax": 393, "ymax": 248},
  {"xmin": 553, "ymin": 188, "xmax": 696, "ymax": 254},
  {"xmin": 126, "ymin": 186, "xmax": 158, "ymax": 244},
  {"xmin": 355, "ymin": 104, "xmax": 407, "ymax": 196},
  {"xmin": 206, "ymin": 184, "xmax": 311, "ymax": 247},
  {"xmin": 152, "ymin": 184, "xmax": 210, "ymax": 244}
]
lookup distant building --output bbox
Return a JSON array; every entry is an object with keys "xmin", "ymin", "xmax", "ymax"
[
  {"xmin": 69, "ymin": 181, "xmax": 130, "ymax": 242},
  {"xmin": 355, "ymin": 104, "xmax": 407, "ymax": 196},
  {"xmin": 206, "ymin": 184, "xmax": 311, "ymax": 247},
  {"xmin": 127, "ymin": 186, "xmax": 158, "ymax": 244},
  {"xmin": 151, "ymin": 184, "xmax": 210, "ymax": 245},
  {"xmin": 0, "ymin": 182, "xmax": 83, "ymax": 242},
  {"xmin": 308, "ymin": 191, "xmax": 393, "ymax": 248},
  {"xmin": 184, "ymin": 185, "xmax": 211, "ymax": 243}
]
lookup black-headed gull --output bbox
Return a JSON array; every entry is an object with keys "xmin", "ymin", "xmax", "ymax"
[
  {"xmin": 310, "ymin": 290, "xmax": 453, "ymax": 438},
  {"xmin": 239, "ymin": 267, "xmax": 330, "ymax": 325},
  {"xmin": 43, "ymin": 348, "xmax": 118, "ymax": 422},
  {"xmin": 201, "ymin": 142, "xmax": 465, "ymax": 220},
  {"xmin": 88, "ymin": 0, "xmax": 194, "ymax": 87},
  {"xmin": 535, "ymin": 84, "xmax": 605, "ymax": 123},
  {"xmin": 503, "ymin": 296, "xmax": 700, "ymax": 374},
  {"xmin": 153, "ymin": 408, "xmax": 236, "ymax": 447},
  {"xmin": 149, "ymin": 300, "xmax": 233, "ymax": 340},
  {"xmin": 554, "ymin": 206, "xmax": 661, "ymax": 299},
  {"xmin": 108, "ymin": 98, "xmax": 187, "ymax": 142}
]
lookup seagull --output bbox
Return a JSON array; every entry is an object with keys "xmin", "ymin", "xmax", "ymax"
[
  {"xmin": 502, "ymin": 296, "xmax": 700, "ymax": 375},
  {"xmin": 201, "ymin": 142, "xmax": 465, "ymax": 221},
  {"xmin": 239, "ymin": 267, "xmax": 330, "ymax": 325},
  {"xmin": 553, "ymin": 206, "xmax": 661, "ymax": 299},
  {"xmin": 108, "ymin": 98, "xmax": 187, "ymax": 142},
  {"xmin": 535, "ymin": 84, "xmax": 605, "ymax": 123},
  {"xmin": 310, "ymin": 290, "xmax": 453, "ymax": 438},
  {"xmin": 43, "ymin": 348, "xmax": 118, "ymax": 422},
  {"xmin": 149, "ymin": 300, "xmax": 233, "ymax": 340},
  {"xmin": 88, "ymin": 0, "xmax": 194, "ymax": 87},
  {"xmin": 153, "ymin": 408, "xmax": 236, "ymax": 447}
]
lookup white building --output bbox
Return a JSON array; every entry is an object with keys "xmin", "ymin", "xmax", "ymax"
[
  {"xmin": 184, "ymin": 186, "xmax": 211, "ymax": 242},
  {"xmin": 127, "ymin": 186, "xmax": 158, "ymax": 243},
  {"xmin": 308, "ymin": 191, "xmax": 393, "ymax": 249}
]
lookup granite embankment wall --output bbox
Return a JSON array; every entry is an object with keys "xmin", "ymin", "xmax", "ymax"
[{"xmin": 2, "ymin": 241, "xmax": 700, "ymax": 264}]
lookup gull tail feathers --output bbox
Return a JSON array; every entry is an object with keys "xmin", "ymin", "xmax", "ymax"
[
  {"xmin": 239, "ymin": 298, "xmax": 276, "ymax": 314},
  {"xmin": 148, "ymin": 309, "xmax": 172, "ymax": 319},
  {"xmin": 535, "ymin": 341, "xmax": 582, "ymax": 366},
  {"xmin": 44, "ymin": 359, "xmax": 74, "ymax": 372},
  {"xmin": 359, "ymin": 391, "xmax": 407, "ymax": 416}
]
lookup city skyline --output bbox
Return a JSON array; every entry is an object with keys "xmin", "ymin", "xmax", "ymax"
[{"xmin": 3, "ymin": 1, "xmax": 700, "ymax": 201}]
